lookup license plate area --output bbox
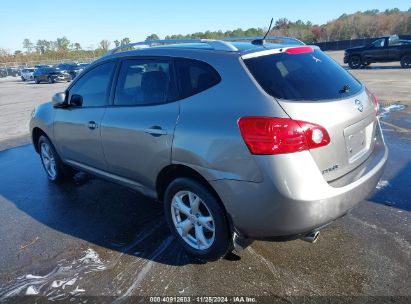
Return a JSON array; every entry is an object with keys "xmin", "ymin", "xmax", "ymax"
[{"xmin": 344, "ymin": 120, "xmax": 375, "ymax": 164}]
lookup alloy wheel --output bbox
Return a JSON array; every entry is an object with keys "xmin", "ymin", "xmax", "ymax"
[
  {"xmin": 40, "ymin": 142, "xmax": 57, "ymax": 179},
  {"xmin": 171, "ymin": 190, "xmax": 215, "ymax": 250}
]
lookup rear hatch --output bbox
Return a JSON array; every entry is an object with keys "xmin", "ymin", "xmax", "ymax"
[{"xmin": 243, "ymin": 47, "xmax": 378, "ymax": 182}]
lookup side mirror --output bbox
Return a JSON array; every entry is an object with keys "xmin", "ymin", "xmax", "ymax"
[
  {"xmin": 70, "ymin": 94, "xmax": 83, "ymax": 107},
  {"xmin": 52, "ymin": 92, "xmax": 66, "ymax": 108}
]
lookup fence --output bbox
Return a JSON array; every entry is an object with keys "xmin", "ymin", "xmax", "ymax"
[{"xmin": 315, "ymin": 34, "xmax": 411, "ymax": 51}]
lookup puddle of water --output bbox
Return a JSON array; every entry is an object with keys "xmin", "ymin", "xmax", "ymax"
[{"xmin": 378, "ymin": 104, "xmax": 406, "ymax": 118}]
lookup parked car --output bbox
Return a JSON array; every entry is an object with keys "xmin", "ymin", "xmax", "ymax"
[
  {"xmin": 35, "ymin": 64, "xmax": 52, "ymax": 69},
  {"xmin": 344, "ymin": 35, "xmax": 411, "ymax": 69},
  {"xmin": 73, "ymin": 63, "xmax": 89, "ymax": 78},
  {"xmin": 33, "ymin": 67, "xmax": 71, "ymax": 84},
  {"xmin": 55, "ymin": 63, "xmax": 83, "ymax": 80},
  {"xmin": 30, "ymin": 38, "xmax": 387, "ymax": 261},
  {"xmin": 21, "ymin": 68, "xmax": 36, "ymax": 81},
  {"xmin": 6, "ymin": 67, "xmax": 20, "ymax": 77},
  {"xmin": 0, "ymin": 68, "xmax": 6, "ymax": 78}
]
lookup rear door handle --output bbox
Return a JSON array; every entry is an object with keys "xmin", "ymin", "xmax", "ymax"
[
  {"xmin": 144, "ymin": 126, "xmax": 167, "ymax": 137},
  {"xmin": 87, "ymin": 121, "xmax": 98, "ymax": 130}
]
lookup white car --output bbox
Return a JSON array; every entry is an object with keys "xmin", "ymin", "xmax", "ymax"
[{"xmin": 21, "ymin": 68, "xmax": 35, "ymax": 81}]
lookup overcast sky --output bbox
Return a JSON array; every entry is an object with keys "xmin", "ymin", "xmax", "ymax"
[{"xmin": 1, "ymin": 0, "xmax": 410, "ymax": 51}]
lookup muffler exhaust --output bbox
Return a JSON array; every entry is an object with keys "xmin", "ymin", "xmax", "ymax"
[{"xmin": 301, "ymin": 230, "xmax": 320, "ymax": 243}]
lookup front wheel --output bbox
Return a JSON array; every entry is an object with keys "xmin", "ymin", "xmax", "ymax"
[
  {"xmin": 400, "ymin": 56, "xmax": 411, "ymax": 68},
  {"xmin": 164, "ymin": 178, "xmax": 231, "ymax": 261},
  {"xmin": 348, "ymin": 56, "xmax": 362, "ymax": 69},
  {"xmin": 34, "ymin": 77, "xmax": 40, "ymax": 84},
  {"xmin": 47, "ymin": 76, "xmax": 54, "ymax": 84},
  {"xmin": 38, "ymin": 136, "xmax": 74, "ymax": 182}
]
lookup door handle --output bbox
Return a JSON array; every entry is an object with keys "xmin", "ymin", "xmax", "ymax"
[
  {"xmin": 87, "ymin": 121, "xmax": 98, "ymax": 130},
  {"xmin": 144, "ymin": 126, "xmax": 167, "ymax": 137}
]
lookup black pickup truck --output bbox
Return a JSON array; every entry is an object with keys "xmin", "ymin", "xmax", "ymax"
[{"xmin": 344, "ymin": 35, "xmax": 411, "ymax": 69}]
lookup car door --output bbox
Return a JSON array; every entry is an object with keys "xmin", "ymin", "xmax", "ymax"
[
  {"xmin": 101, "ymin": 57, "xmax": 179, "ymax": 192},
  {"xmin": 54, "ymin": 60, "xmax": 117, "ymax": 171},
  {"xmin": 387, "ymin": 37, "xmax": 402, "ymax": 61},
  {"xmin": 364, "ymin": 38, "xmax": 388, "ymax": 62}
]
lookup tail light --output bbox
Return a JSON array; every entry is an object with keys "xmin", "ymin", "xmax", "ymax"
[
  {"xmin": 366, "ymin": 88, "xmax": 379, "ymax": 115},
  {"xmin": 238, "ymin": 117, "xmax": 330, "ymax": 155}
]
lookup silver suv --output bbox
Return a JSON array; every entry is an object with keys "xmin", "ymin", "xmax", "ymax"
[{"xmin": 30, "ymin": 38, "xmax": 388, "ymax": 261}]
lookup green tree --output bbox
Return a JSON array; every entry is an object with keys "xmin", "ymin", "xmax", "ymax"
[
  {"xmin": 73, "ymin": 43, "xmax": 82, "ymax": 51},
  {"xmin": 146, "ymin": 34, "xmax": 160, "ymax": 41},
  {"xmin": 114, "ymin": 40, "xmax": 120, "ymax": 47},
  {"xmin": 120, "ymin": 37, "xmax": 131, "ymax": 46},
  {"xmin": 23, "ymin": 39, "xmax": 34, "ymax": 53},
  {"xmin": 385, "ymin": 8, "xmax": 400, "ymax": 14},
  {"xmin": 56, "ymin": 37, "xmax": 70, "ymax": 52},
  {"xmin": 99, "ymin": 40, "xmax": 111, "ymax": 51}
]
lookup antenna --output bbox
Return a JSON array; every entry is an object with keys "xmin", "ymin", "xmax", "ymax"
[{"xmin": 252, "ymin": 18, "xmax": 274, "ymax": 46}]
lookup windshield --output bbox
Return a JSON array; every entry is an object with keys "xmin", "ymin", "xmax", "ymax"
[{"xmin": 243, "ymin": 48, "xmax": 362, "ymax": 101}]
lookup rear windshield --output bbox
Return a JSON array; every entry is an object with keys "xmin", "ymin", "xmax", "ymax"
[{"xmin": 244, "ymin": 49, "xmax": 362, "ymax": 101}]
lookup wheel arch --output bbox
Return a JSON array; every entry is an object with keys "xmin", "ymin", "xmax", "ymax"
[
  {"xmin": 32, "ymin": 127, "xmax": 50, "ymax": 153},
  {"xmin": 156, "ymin": 164, "xmax": 235, "ymax": 233}
]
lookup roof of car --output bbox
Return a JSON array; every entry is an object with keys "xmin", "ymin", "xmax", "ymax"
[
  {"xmin": 149, "ymin": 42, "xmax": 299, "ymax": 53},
  {"xmin": 96, "ymin": 40, "xmax": 306, "ymax": 64}
]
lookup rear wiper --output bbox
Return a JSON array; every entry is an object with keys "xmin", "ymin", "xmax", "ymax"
[{"xmin": 339, "ymin": 84, "xmax": 350, "ymax": 93}]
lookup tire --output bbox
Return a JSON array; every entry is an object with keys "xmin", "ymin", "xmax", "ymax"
[
  {"xmin": 362, "ymin": 61, "xmax": 371, "ymax": 67},
  {"xmin": 37, "ymin": 135, "xmax": 74, "ymax": 182},
  {"xmin": 47, "ymin": 76, "xmax": 54, "ymax": 84},
  {"xmin": 348, "ymin": 56, "xmax": 362, "ymax": 69},
  {"xmin": 164, "ymin": 178, "xmax": 231, "ymax": 261},
  {"xmin": 21, "ymin": 77, "xmax": 26, "ymax": 81},
  {"xmin": 34, "ymin": 77, "xmax": 40, "ymax": 84},
  {"xmin": 400, "ymin": 56, "xmax": 411, "ymax": 69}
]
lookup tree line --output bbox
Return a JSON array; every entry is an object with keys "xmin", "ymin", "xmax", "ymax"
[{"xmin": 1, "ymin": 7, "xmax": 410, "ymax": 64}]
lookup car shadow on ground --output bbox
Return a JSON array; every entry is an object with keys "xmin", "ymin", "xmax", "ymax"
[{"xmin": 0, "ymin": 145, "xmax": 206, "ymax": 267}]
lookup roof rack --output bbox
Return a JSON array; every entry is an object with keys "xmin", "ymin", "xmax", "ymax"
[
  {"xmin": 106, "ymin": 39, "xmax": 238, "ymax": 55},
  {"xmin": 105, "ymin": 36, "xmax": 304, "ymax": 56},
  {"xmin": 222, "ymin": 36, "xmax": 305, "ymax": 46}
]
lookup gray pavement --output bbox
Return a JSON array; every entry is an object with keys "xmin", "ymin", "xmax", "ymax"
[
  {"xmin": 0, "ymin": 56, "xmax": 410, "ymax": 302},
  {"xmin": 327, "ymin": 51, "xmax": 411, "ymax": 105},
  {"xmin": 0, "ymin": 77, "xmax": 68, "ymax": 151}
]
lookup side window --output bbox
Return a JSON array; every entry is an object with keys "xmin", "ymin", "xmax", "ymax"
[
  {"xmin": 372, "ymin": 39, "xmax": 385, "ymax": 48},
  {"xmin": 114, "ymin": 59, "xmax": 176, "ymax": 106},
  {"xmin": 175, "ymin": 59, "xmax": 221, "ymax": 99},
  {"xmin": 69, "ymin": 61, "xmax": 116, "ymax": 107}
]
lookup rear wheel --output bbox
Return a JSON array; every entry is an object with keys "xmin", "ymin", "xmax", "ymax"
[
  {"xmin": 362, "ymin": 61, "xmax": 371, "ymax": 68},
  {"xmin": 400, "ymin": 56, "xmax": 411, "ymax": 68},
  {"xmin": 47, "ymin": 76, "xmax": 54, "ymax": 84},
  {"xmin": 38, "ymin": 136, "xmax": 74, "ymax": 182},
  {"xmin": 34, "ymin": 77, "xmax": 40, "ymax": 84},
  {"xmin": 164, "ymin": 178, "xmax": 231, "ymax": 261},
  {"xmin": 348, "ymin": 56, "xmax": 362, "ymax": 69}
]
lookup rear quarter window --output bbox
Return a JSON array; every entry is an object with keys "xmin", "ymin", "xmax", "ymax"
[
  {"xmin": 175, "ymin": 58, "xmax": 221, "ymax": 99},
  {"xmin": 244, "ymin": 49, "xmax": 362, "ymax": 101}
]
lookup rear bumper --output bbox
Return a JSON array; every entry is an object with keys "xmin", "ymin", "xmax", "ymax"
[{"xmin": 210, "ymin": 123, "xmax": 388, "ymax": 238}]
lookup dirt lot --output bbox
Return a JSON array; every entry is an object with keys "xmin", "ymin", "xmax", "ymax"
[{"xmin": 0, "ymin": 52, "xmax": 410, "ymax": 302}]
